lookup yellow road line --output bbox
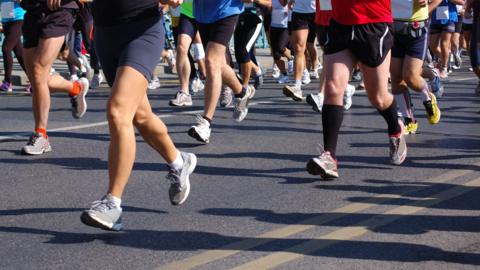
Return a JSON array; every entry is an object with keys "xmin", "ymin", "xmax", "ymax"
[
  {"xmin": 157, "ymin": 166, "xmax": 477, "ymax": 270},
  {"xmin": 231, "ymin": 176, "xmax": 480, "ymax": 270}
]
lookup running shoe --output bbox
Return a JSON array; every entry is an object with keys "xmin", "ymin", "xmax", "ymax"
[
  {"xmin": 302, "ymin": 69, "xmax": 311, "ymax": 85},
  {"xmin": 310, "ymin": 63, "xmax": 321, "ymax": 79},
  {"xmin": 277, "ymin": 74, "xmax": 290, "ymax": 84},
  {"xmin": 170, "ymin": 91, "xmax": 192, "ymax": 107},
  {"xmin": 287, "ymin": 58, "xmax": 294, "ymax": 75},
  {"xmin": 80, "ymin": 54, "xmax": 94, "ymax": 82},
  {"xmin": 22, "ymin": 132, "xmax": 52, "ymax": 155},
  {"xmin": 220, "ymin": 86, "xmax": 233, "ymax": 107},
  {"xmin": 0, "ymin": 81, "xmax": 12, "ymax": 92},
  {"xmin": 423, "ymin": 92, "xmax": 441, "ymax": 125},
  {"xmin": 404, "ymin": 118, "xmax": 418, "ymax": 135},
  {"xmin": 80, "ymin": 194, "xmax": 123, "ymax": 231},
  {"xmin": 429, "ymin": 74, "xmax": 444, "ymax": 98},
  {"xmin": 475, "ymin": 81, "xmax": 480, "ymax": 96},
  {"xmin": 71, "ymin": 78, "xmax": 89, "ymax": 119},
  {"xmin": 452, "ymin": 52, "xmax": 462, "ymax": 70},
  {"xmin": 166, "ymin": 151, "xmax": 197, "ymax": 205},
  {"xmin": 188, "ymin": 114, "xmax": 211, "ymax": 143},
  {"xmin": 233, "ymin": 85, "xmax": 255, "ymax": 122},
  {"xmin": 90, "ymin": 73, "xmax": 104, "ymax": 89},
  {"xmin": 253, "ymin": 70, "xmax": 264, "ymax": 89},
  {"xmin": 190, "ymin": 77, "xmax": 205, "ymax": 93},
  {"xmin": 148, "ymin": 77, "xmax": 161, "ymax": 90},
  {"xmin": 70, "ymin": 74, "xmax": 79, "ymax": 82},
  {"xmin": 351, "ymin": 69, "xmax": 362, "ymax": 82},
  {"xmin": 166, "ymin": 49, "xmax": 176, "ymax": 70},
  {"xmin": 389, "ymin": 121, "xmax": 407, "ymax": 165},
  {"xmin": 343, "ymin": 84, "xmax": 356, "ymax": 111},
  {"xmin": 282, "ymin": 85, "xmax": 303, "ymax": 101},
  {"xmin": 306, "ymin": 148, "xmax": 339, "ymax": 179},
  {"xmin": 306, "ymin": 93, "xmax": 323, "ymax": 113},
  {"xmin": 272, "ymin": 64, "xmax": 281, "ymax": 79}
]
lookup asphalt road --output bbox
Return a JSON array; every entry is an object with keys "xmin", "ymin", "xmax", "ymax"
[{"xmin": 1, "ymin": 51, "xmax": 479, "ymax": 270}]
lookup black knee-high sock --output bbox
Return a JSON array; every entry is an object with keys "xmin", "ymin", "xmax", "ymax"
[
  {"xmin": 322, "ymin": 105, "xmax": 344, "ymax": 159},
  {"xmin": 378, "ymin": 100, "xmax": 401, "ymax": 136}
]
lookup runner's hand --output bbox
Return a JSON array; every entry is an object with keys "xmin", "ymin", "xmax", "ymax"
[{"xmin": 47, "ymin": 0, "xmax": 61, "ymax": 10}]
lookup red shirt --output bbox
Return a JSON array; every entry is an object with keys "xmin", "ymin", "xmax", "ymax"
[
  {"xmin": 331, "ymin": 0, "xmax": 392, "ymax": 25},
  {"xmin": 315, "ymin": 0, "xmax": 333, "ymax": 26}
]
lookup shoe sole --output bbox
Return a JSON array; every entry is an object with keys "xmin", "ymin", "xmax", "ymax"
[
  {"xmin": 306, "ymin": 159, "xmax": 339, "ymax": 179},
  {"xmin": 169, "ymin": 101, "xmax": 193, "ymax": 107},
  {"xmin": 80, "ymin": 212, "xmax": 123, "ymax": 231},
  {"xmin": 282, "ymin": 87, "xmax": 303, "ymax": 101},
  {"xmin": 188, "ymin": 127, "xmax": 209, "ymax": 144},
  {"xmin": 21, "ymin": 146, "xmax": 52, "ymax": 155},
  {"xmin": 306, "ymin": 95, "xmax": 321, "ymax": 113}
]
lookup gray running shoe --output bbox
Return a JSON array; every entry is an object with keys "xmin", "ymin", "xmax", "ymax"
[
  {"xmin": 166, "ymin": 152, "xmax": 197, "ymax": 205},
  {"xmin": 22, "ymin": 132, "xmax": 52, "ymax": 155},
  {"xmin": 188, "ymin": 114, "xmax": 211, "ymax": 143},
  {"xmin": 233, "ymin": 85, "xmax": 255, "ymax": 122},
  {"xmin": 306, "ymin": 93, "xmax": 323, "ymax": 113},
  {"xmin": 80, "ymin": 54, "xmax": 94, "ymax": 83},
  {"xmin": 282, "ymin": 85, "xmax": 303, "ymax": 101},
  {"xmin": 220, "ymin": 86, "xmax": 233, "ymax": 107},
  {"xmin": 253, "ymin": 70, "xmax": 264, "ymax": 89},
  {"xmin": 71, "ymin": 77, "xmax": 89, "ymax": 119},
  {"xmin": 306, "ymin": 148, "xmax": 339, "ymax": 179},
  {"xmin": 389, "ymin": 121, "xmax": 407, "ymax": 165},
  {"xmin": 169, "ymin": 91, "xmax": 193, "ymax": 106},
  {"xmin": 80, "ymin": 195, "xmax": 123, "ymax": 231}
]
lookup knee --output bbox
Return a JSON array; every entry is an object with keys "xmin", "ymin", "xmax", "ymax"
[
  {"xmin": 107, "ymin": 102, "xmax": 133, "ymax": 129},
  {"xmin": 205, "ymin": 57, "xmax": 220, "ymax": 72},
  {"xmin": 132, "ymin": 109, "xmax": 151, "ymax": 127},
  {"xmin": 324, "ymin": 79, "xmax": 344, "ymax": 98},
  {"xmin": 177, "ymin": 42, "xmax": 189, "ymax": 57},
  {"xmin": 294, "ymin": 43, "xmax": 306, "ymax": 54},
  {"xmin": 368, "ymin": 93, "xmax": 391, "ymax": 109}
]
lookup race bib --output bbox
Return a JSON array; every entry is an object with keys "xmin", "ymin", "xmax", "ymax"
[
  {"xmin": 319, "ymin": 0, "xmax": 332, "ymax": 10},
  {"xmin": 436, "ymin": 6, "xmax": 449, "ymax": 20},
  {"xmin": 272, "ymin": 9, "xmax": 288, "ymax": 27},
  {"xmin": 1, "ymin": 2, "xmax": 14, "ymax": 19}
]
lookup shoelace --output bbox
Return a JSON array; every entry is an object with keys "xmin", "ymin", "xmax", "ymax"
[
  {"xmin": 166, "ymin": 169, "xmax": 181, "ymax": 186},
  {"xmin": 389, "ymin": 137, "xmax": 399, "ymax": 157},
  {"xmin": 70, "ymin": 96, "xmax": 78, "ymax": 108},
  {"xmin": 90, "ymin": 198, "xmax": 116, "ymax": 213},
  {"xmin": 27, "ymin": 134, "xmax": 42, "ymax": 146}
]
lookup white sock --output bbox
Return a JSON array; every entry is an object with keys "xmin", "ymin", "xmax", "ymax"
[
  {"xmin": 295, "ymin": 80, "xmax": 302, "ymax": 89},
  {"xmin": 168, "ymin": 150, "xmax": 184, "ymax": 171},
  {"xmin": 108, "ymin": 194, "xmax": 122, "ymax": 208}
]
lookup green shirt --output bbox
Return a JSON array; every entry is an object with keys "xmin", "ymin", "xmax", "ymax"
[{"xmin": 180, "ymin": 0, "xmax": 194, "ymax": 18}]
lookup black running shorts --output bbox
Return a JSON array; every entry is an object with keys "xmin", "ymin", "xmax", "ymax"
[
  {"xmin": 324, "ymin": 19, "xmax": 393, "ymax": 68},
  {"xmin": 198, "ymin": 15, "xmax": 238, "ymax": 48}
]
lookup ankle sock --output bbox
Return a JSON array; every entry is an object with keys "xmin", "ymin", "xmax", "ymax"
[
  {"xmin": 35, "ymin": 128, "xmax": 47, "ymax": 138},
  {"xmin": 108, "ymin": 194, "xmax": 122, "ymax": 208},
  {"xmin": 295, "ymin": 80, "xmax": 302, "ymax": 89},
  {"xmin": 69, "ymin": 81, "xmax": 81, "ymax": 96},
  {"xmin": 168, "ymin": 150, "xmax": 184, "ymax": 171}
]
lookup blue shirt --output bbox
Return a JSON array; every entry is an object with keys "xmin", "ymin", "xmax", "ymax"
[
  {"xmin": 431, "ymin": 0, "xmax": 458, "ymax": 25},
  {"xmin": 0, "ymin": 0, "xmax": 25, "ymax": 23},
  {"xmin": 193, "ymin": 0, "xmax": 244, "ymax": 24}
]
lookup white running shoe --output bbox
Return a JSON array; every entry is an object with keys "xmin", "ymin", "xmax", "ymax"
[
  {"xmin": 190, "ymin": 77, "xmax": 205, "ymax": 93},
  {"xmin": 188, "ymin": 114, "xmax": 211, "ymax": 143},
  {"xmin": 169, "ymin": 91, "xmax": 193, "ymax": 107},
  {"xmin": 302, "ymin": 69, "xmax": 311, "ymax": 85},
  {"xmin": 272, "ymin": 64, "xmax": 280, "ymax": 79},
  {"xmin": 90, "ymin": 73, "xmax": 104, "ymax": 89},
  {"xmin": 343, "ymin": 84, "xmax": 356, "ymax": 111},
  {"xmin": 282, "ymin": 85, "xmax": 303, "ymax": 101},
  {"xmin": 148, "ymin": 77, "xmax": 161, "ymax": 90}
]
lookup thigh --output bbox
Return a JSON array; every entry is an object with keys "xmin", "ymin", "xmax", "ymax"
[
  {"xmin": 324, "ymin": 49, "xmax": 356, "ymax": 95},
  {"xmin": 361, "ymin": 51, "xmax": 391, "ymax": 96},
  {"xmin": 109, "ymin": 66, "xmax": 149, "ymax": 117}
]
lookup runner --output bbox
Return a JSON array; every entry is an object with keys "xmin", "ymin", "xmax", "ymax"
[
  {"xmin": 306, "ymin": 0, "xmax": 407, "ymax": 179},
  {"xmin": 0, "ymin": 0, "xmax": 27, "ymax": 92},
  {"xmin": 269, "ymin": 0, "xmax": 293, "ymax": 84},
  {"xmin": 188, "ymin": 0, "xmax": 255, "ymax": 144},
  {"xmin": 429, "ymin": 0, "xmax": 464, "ymax": 79},
  {"xmin": 390, "ymin": 0, "xmax": 442, "ymax": 135},
  {"xmin": 466, "ymin": 0, "xmax": 480, "ymax": 94},
  {"xmin": 20, "ymin": 0, "xmax": 89, "ymax": 155},
  {"xmin": 282, "ymin": 0, "xmax": 318, "ymax": 101},
  {"xmin": 81, "ymin": 0, "xmax": 197, "ymax": 231},
  {"xmin": 169, "ymin": 0, "xmax": 206, "ymax": 107},
  {"xmin": 233, "ymin": 1, "xmax": 268, "ymax": 89},
  {"xmin": 305, "ymin": 0, "xmax": 356, "ymax": 113}
]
